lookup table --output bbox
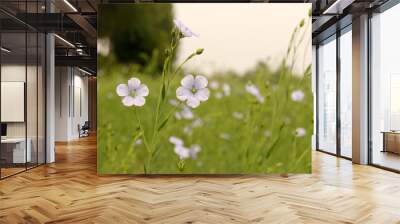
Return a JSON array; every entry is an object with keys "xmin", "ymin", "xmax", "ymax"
[
  {"xmin": 1, "ymin": 138, "xmax": 31, "ymax": 163},
  {"xmin": 381, "ymin": 131, "xmax": 400, "ymax": 154}
]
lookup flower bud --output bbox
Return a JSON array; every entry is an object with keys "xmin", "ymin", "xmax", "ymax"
[
  {"xmin": 299, "ymin": 19, "xmax": 305, "ymax": 28},
  {"xmin": 196, "ymin": 48, "xmax": 204, "ymax": 55}
]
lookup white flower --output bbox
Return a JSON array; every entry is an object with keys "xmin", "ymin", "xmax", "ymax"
[
  {"xmin": 183, "ymin": 126, "xmax": 192, "ymax": 135},
  {"xmin": 232, "ymin": 112, "xmax": 244, "ymax": 120},
  {"xmin": 295, "ymin": 128, "xmax": 306, "ymax": 137},
  {"xmin": 215, "ymin": 92, "xmax": 223, "ymax": 99},
  {"xmin": 223, "ymin": 83, "xmax": 231, "ymax": 96},
  {"xmin": 116, "ymin": 77, "xmax": 149, "ymax": 107},
  {"xmin": 169, "ymin": 136, "xmax": 184, "ymax": 146},
  {"xmin": 169, "ymin": 136, "xmax": 201, "ymax": 160},
  {"xmin": 135, "ymin": 139, "xmax": 142, "ymax": 145},
  {"xmin": 245, "ymin": 83, "xmax": 264, "ymax": 103},
  {"xmin": 174, "ymin": 19, "xmax": 198, "ymax": 38},
  {"xmin": 181, "ymin": 106, "xmax": 194, "ymax": 120},
  {"xmin": 210, "ymin": 80, "xmax": 220, "ymax": 89},
  {"xmin": 189, "ymin": 145, "xmax": 201, "ymax": 160},
  {"xmin": 291, "ymin": 89, "xmax": 304, "ymax": 102},
  {"xmin": 174, "ymin": 112, "xmax": 182, "ymax": 120},
  {"xmin": 175, "ymin": 106, "xmax": 194, "ymax": 120},
  {"xmin": 176, "ymin": 74, "xmax": 210, "ymax": 108},
  {"xmin": 219, "ymin": 133, "xmax": 231, "ymax": 140},
  {"xmin": 191, "ymin": 118, "xmax": 204, "ymax": 128},
  {"xmin": 169, "ymin": 99, "xmax": 179, "ymax": 106},
  {"xmin": 174, "ymin": 145, "xmax": 190, "ymax": 160}
]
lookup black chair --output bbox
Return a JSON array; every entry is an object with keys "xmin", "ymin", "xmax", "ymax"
[{"xmin": 79, "ymin": 121, "xmax": 90, "ymax": 138}]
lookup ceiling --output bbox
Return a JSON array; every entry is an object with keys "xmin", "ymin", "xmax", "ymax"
[{"xmin": 0, "ymin": 0, "xmax": 396, "ymax": 74}]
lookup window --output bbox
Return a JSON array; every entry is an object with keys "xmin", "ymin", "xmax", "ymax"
[
  {"xmin": 317, "ymin": 36, "xmax": 337, "ymax": 154},
  {"xmin": 0, "ymin": 2, "xmax": 46, "ymax": 179},
  {"xmin": 370, "ymin": 3, "xmax": 400, "ymax": 171},
  {"xmin": 339, "ymin": 27, "xmax": 352, "ymax": 158}
]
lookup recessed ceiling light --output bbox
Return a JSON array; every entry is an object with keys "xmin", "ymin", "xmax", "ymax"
[
  {"xmin": 1, "ymin": 47, "xmax": 11, "ymax": 53},
  {"xmin": 323, "ymin": 0, "xmax": 355, "ymax": 15},
  {"xmin": 78, "ymin": 67, "xmax": 93, "ymax": 76},
  {"xmin": 54, "ymin": 34, "xmax": 75, "ymax": 48},
  {"xmin": 63, "ymin": 0, "xmax": 78, "ymax": 12}
]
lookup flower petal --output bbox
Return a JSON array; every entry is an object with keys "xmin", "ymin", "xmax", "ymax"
[
  {"xmin": 174, "ymin": 19, "xmax": 198, "ymax": 38},
  {"xmin": 128, "ymin": 77, "xmax": 141, "ymax": 90},
  {"xmin": 223, "ymin": 83, "xmax": 231, "ymax": 96},
  {"xmin": 136, "ymin": 84, "xmax": 149, "ymax": 97},
  {"xmin": 195, "ymin": 88, "xmax": 210, "ymax": 102},
  {"xmin": 169, "ymin": 136, "xmax": 183, "ymax": 146},
  {"xmin": 186, "ymin": 96, "xmax": 200, "ymax": 108},
  {"xmin": 181, "ymin": 106, "xmax": 194, "ymax": 120},
  {"xmin": 194, "ymin": 75, "xmax": 208, "ymax": 89},
  {"xmin": 189, "ymin": 145, "xmax": 201, "ymax": 160},
  {"xmin": 181, "ymin": 74, "xmax": 195, "ymax": 89},
  {"xmin": 122, "ymin": 96, "xmax": 135, "ymax": 107},
  {"xmin": 132, "ymin": 96, "xmax": 145, "ymax": 107},
  {"xmin": 174, "ymin": 145, "xmax": 190, "ymax": 160},
  {"xmin": 174, "ymin": 112, "xmax": 182, "ymax": 120},
  {"xmin": 245, "ymin": 84, "xmax": 260, "ymax": 96},
  {"xmin": 176, "ymin": 86, "xmax": 192, "ymax": 101},
  {"xmin": 116, "ymin": 84, "xmax": 129, "ymax": 97}
]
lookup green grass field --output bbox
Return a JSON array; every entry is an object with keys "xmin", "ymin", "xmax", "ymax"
[{"xmin": 97, "ymin": 58, "xmax": 313, "ymax": 174}]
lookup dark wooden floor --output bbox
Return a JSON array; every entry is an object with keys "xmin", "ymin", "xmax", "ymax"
[{"xmin": 0, "ymin": 135, "xmax": 400, "ymax": 223}]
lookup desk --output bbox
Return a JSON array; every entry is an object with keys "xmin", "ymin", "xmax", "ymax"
[
  {"xmin": 1, "ymin": 138, "xmax": 31, "ymax": 163},
  {"xmin": 382, "ymin": 131, "xmax": 400, "ymax": 154}
]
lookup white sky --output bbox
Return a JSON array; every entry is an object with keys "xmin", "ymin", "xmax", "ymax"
[{"xmin": 174, "ymin": 3, "xmax": 312, "ymax": 76}]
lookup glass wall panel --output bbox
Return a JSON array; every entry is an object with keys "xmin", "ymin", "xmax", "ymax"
[
  {"xmin": 27, "ymin": 30, "xmax": 38, "ymax": 169},
  {"xmin": 1, "ymin": 30, "xmax": 28, "ymax": 177},
  {"xmin": 26, "ymin": 0, "xmax": 40, "ymax": 169},
  {"xmin": 38, "ymin": 32, "xmax": 45, "ymax": 165},
  {"xmin": 371, "ymin": 4, "xmax": 400, "ymax": 171},
  {"xmin": 317, "ymin": 36, "xmax": 337, "ymax": 154},
  {"xmin": 339, "ymin": 28, "xmax": 352, "ymax": 158},
  {"xmin": 0, "ymin": 1, "xmax": 46, "ymax": 179}
]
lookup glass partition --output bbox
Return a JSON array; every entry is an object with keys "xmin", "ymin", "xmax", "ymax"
[
  {"xmin": 1, "ymin": 30, "xmax": 28, "ymax": 177},
  {"xmin": 371, "ymin": 4, "xmax": 400, "ymax": 171},
  {"xmin": 317, "ymin": 35, "xmax": 337, "ymax": 154},
  {"xmin": 27, "ymin": 30, "xmax": 38, "ymax": 169},
  {"xmin": 0, "ymin": 2, "xmax": 46, "ymax": 179},
  {"xmin": 339, "ymin": 27, "xmax": 352, "ymax": 158},
  {"xmin": 38, "ymin": 32, "xmax": 45, "ymax": 165}
]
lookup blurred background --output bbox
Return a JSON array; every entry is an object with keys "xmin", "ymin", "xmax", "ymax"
[{"xmin": 98, "ymin": 3, "xmax": 311, "ymax": 77}]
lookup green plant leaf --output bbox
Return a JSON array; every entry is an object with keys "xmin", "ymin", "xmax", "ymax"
[
  {"xmin": 161, "ymin": 83, "xmax": 166, "ymax": 100},
  {"xmin": 158, "ymin": 116, "xmax": 170, "ymax": 131}
]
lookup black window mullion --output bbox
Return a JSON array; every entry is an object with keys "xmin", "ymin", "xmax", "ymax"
[
  {"xmin": 24, "ymin": 0, "xmax": 28, "ymax": 171},
  {"xmin": 316, "ymin": 45, "xmax": 320, "ymax": 151},
  {"xmin": 336, "ymin": 28, "xmax": 341, "ymax": 157},
  {"xmin": 36, "ymin": 0, "xmax": 39, "ymax": 168}
]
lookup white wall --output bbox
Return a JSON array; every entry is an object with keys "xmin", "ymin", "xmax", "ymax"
[{"xmin": 55, "ymin": 67, "xmax": 89, "ymax": 141}]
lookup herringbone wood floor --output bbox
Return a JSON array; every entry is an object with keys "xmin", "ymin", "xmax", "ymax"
[{"xmin": 1, "ymin": 135, "xmax": 400, "ymax": 224}]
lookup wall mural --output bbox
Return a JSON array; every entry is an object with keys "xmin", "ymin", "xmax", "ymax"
[{"xmin": 97, "ymin": 3, "xmax": 313, "ymax": 174}]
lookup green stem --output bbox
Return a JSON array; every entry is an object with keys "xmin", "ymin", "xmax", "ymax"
[
  {"xmin": 166, "ymin": 51, "xmax": 199, "ymax": 93},
  {"xmin": 135, "ymin": 108, "xmax": 150, "ymax": 151},
  {"xmin": 135, "ymin": 108, "xmax": 152, "ymax": 174},
  {"xmin": 147, "ymin": 31, "xmax": 180, "ymax": 172}
]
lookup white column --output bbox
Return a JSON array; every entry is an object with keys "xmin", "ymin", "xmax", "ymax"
[
  {"xmin": 352, "ymin": 14, "xmax": 369, "ymax": 164},
  {"xmin": 46, "ymin": 1, "xmax": 55, "ymax": 163}
]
